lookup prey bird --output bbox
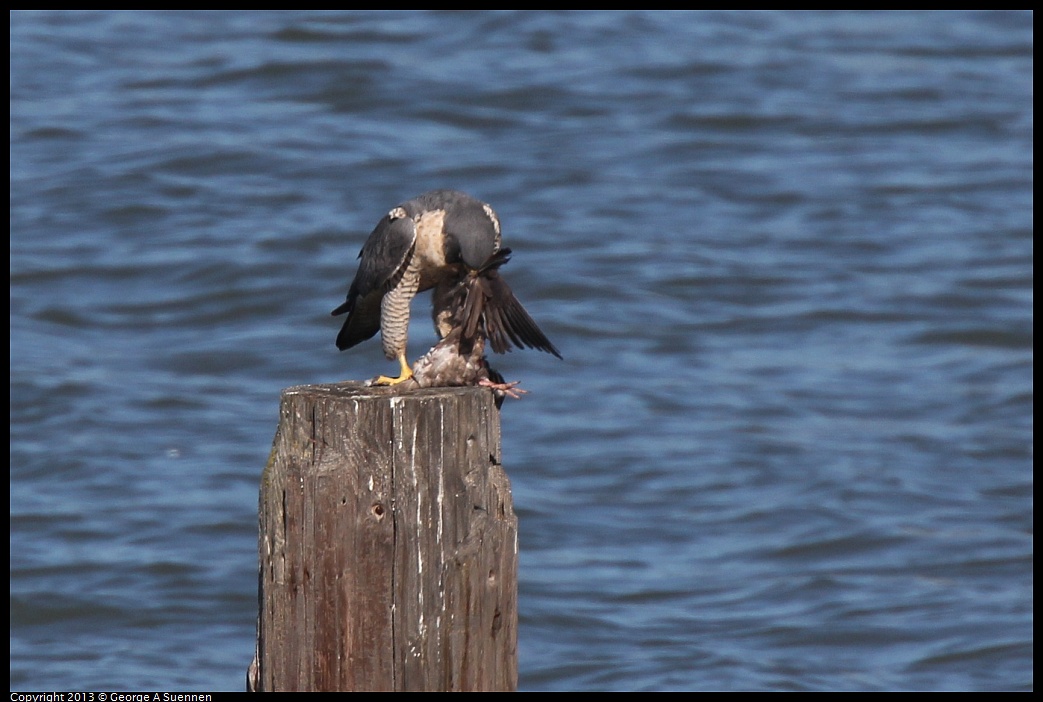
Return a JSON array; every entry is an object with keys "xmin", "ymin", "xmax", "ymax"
[{"xmin": 409, "ymin": 248, "xmax": 534, "ymax": 404}]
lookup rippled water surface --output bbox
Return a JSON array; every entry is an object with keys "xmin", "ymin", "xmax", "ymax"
[{"xmin": 10, "ymin": 10, "xmax": 1032, "ymax": 691}]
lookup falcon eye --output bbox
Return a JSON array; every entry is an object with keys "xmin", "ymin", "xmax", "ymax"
[{"xmin": 443, "ymin": 236, "xmax": 462, "ymax": 264}]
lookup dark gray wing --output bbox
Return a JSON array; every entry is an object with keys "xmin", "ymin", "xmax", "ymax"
[{"xmin": 332, "ymin": 209, "xmax": 416, "ymax": 351}]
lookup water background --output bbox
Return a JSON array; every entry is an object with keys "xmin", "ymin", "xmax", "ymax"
[{"xmin": 10, "ymin": 10, "xmax": 1033, "ymax": 691}]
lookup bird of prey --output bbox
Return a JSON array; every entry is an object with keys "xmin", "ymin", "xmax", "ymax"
[{"xmin": 332, "ymin": 189, "xmax": 561, "ymax": 385}]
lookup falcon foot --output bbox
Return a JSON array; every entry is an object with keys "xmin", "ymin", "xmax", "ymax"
[
  {"xmin": 372, "ymin": 354, "xmax": 414, "ymax": 386},
  {"xmin": 372, "ymin": 372, "xmax": 413, "ymax": 386}
]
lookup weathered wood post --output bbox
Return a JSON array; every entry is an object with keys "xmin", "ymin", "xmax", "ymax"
[{"xmin": 252, "ymin": 382, "xmax": 518, "ymax": 691}]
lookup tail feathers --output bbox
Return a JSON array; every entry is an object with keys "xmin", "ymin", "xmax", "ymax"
[{"xmin": 332, "ymin": 288, "xmax": 381, "ymax": 351}]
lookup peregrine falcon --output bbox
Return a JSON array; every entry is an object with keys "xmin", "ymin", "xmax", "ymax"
[{"xmin": 332, "ymin": 189, "xmax": 561, "ymax": 385}]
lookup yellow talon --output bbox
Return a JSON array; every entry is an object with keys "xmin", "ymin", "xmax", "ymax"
[{"xmin": 373, "ymin": 354, "xmax": 414, "ymax": 386}]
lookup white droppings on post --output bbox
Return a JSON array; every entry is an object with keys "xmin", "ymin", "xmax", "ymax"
[
  {"xmin": 412, "ymin": 414, "xmax": 424, "ymax": 636},
  {"xmin": 436, "ymin": 402, "xmax": 445, "ymax": 547},
  {"xmin": 391, "ymin": 396, "xmax": 405, "ymax": 451}
]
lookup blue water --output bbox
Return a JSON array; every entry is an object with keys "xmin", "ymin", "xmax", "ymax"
[{"xmin": 10, "ymin": 11, "xmax": 1032, "ymax": 691}]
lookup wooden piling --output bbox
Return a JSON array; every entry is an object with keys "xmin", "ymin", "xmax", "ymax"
[{"xmin": 252, "ymin": 382, "xmax": 518, "ymax": 691}]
